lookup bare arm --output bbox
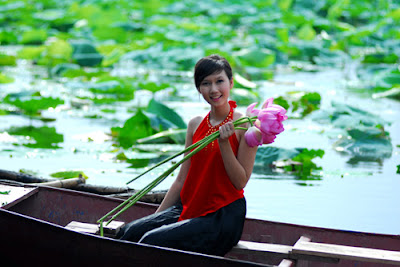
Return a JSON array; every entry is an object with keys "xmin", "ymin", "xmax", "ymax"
[
  {"xmin": 155, "ymin": 117, "xmax": 200, "ymax": 213},
  {"xmin": 218, "ymin": 120, "xmax": 258, "ymax": 190}
]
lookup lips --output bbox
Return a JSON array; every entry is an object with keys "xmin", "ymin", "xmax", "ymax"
[{"xmin": 210, "ymin": 95, "xmax": 222, "ymax": 101}]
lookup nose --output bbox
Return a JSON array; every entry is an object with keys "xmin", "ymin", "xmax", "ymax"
[{"xmin": 210, "ymin": 82, "xmax": 218, "ymax": 92}]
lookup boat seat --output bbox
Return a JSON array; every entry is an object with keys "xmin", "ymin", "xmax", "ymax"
[
  {"xmin": 232, "ymin": 240, "xmax": 292, "ymax": 257},
  {"xmin": 232, "ymin": 236, "xmax": 400, "ymax": 266},
  {"xmin": 291, "ymin": 237, "xmax": 400, "ymax": 266},
  {"xmin": 65, "ymin": 221, "xmax": 125, "ymax": 237}
]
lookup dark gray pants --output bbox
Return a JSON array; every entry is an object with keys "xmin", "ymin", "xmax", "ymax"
[{"xmin": 116, "ymin": 198, "xmax": 246, "ymax": 256}]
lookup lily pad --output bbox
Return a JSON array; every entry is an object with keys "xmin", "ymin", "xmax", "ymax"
[
  {"xmin": 50, "ymin": 171, "xmax": 88, "ymax": 179},
  {"xmin": 20, "ymin": 29, "xmax": 48, "ymax": 45},
  {"xmin": 333, "ymin": 127, "xmax": 392, "ymax": 161},
  {"xmin": 0, "ymin": 54, "xmax": 16, "ymax": 66},
  {"xmin": 70, "ymin": 39, "xmax": 103, "ymax": 67},
  {"xmin": 4, "ymin": 93, "xmax": 64, "ymax": 117},
  {"xmin": 312, "ymin": 101, "xmax": 388, "ymax": 128},
  {"xmin": 230, "ymin": 88, "xmax": 260, "ymax": 106},
  {"xmin": 235, "ymin": 48, "xmax": 276, "ymax": 68},
  {"xmin": 0, "ymin": 73, "xmax": 14, "ymax": 83},
  {"xmin": 7, "ymin": 126, "xmax": 64, "ymax": 149},
  {"xmin": 253, "ymin": 146, "xmax": 301, "ymax": 172},
  {"xmin": 51, "ymin": 63, "xmax": 80, "ymax": 77},
  {"xmin": 111, "ymin": 109, "xmax": 154, "ymax": 148}
]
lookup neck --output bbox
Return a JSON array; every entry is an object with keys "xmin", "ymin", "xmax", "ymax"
[{"xmin": 209, "ymin": 101, "xmax": 230, "ymax": 125}]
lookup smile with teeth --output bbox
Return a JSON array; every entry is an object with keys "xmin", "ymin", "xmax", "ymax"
[{"xmin": 210, "ymin": 95, "xmax": 222, "ymax": 101}]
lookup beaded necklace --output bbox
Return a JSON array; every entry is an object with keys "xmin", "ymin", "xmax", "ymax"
[{"xmin": 204, "ymin": 105, "xmax": 234, "ymax": 151}]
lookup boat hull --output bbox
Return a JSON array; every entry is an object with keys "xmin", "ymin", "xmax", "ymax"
[{"xmin": 1, "ymin": 185, "xmax": 399, "ymax": 266}]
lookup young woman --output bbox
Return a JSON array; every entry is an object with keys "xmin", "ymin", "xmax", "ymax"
[{"xmin": 116, "ymin": 54, "xmax": 258, "ymax": 256}]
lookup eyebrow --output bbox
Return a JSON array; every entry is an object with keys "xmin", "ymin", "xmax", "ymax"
[{"xmin": 203, "ymin": 75, "xmax": 224, "ymax": 81}]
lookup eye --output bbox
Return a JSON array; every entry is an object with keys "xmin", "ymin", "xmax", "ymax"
[
  {"xmin": 201, "ymin": 81, "xmax": 210, "ymax": 86},
  {"xmin": 217, "ymin": 79, "xmax": 224, "ymax": 83}
]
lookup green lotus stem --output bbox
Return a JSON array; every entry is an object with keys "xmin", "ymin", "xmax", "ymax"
[
  {"xmin": 126, "ymin": 130, "xmax": 218, "ymax": 185},
  {"xmin": 99, "ymin": 220, "xmax": 104, "ymax": 237},
  {"xmin": 104, "ymin": 131, "xmax": 218, "ymax": 225},
  {"xmin": 99, "ymin": 115, "xmax": 258, "ymax": 226}
]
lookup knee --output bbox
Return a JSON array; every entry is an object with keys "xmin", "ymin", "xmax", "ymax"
[{"xmin": 138, "ymin": 230, "xmax": 160, "ymax": 246}]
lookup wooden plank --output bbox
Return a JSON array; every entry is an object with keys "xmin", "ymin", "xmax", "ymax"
[
  {"xmin": 292, "ymin": 240, "xmax": 400, "ymax": 265},
  {"xmin": 102, "ymin": 221, "xmax": 126, "ymax": 236},
  {"xmin": 231, "ymin": 241, "xmax": 292, "ymax": 257},
  {"xmin": 65, "ymin": 221, "xmax": 99, "ymax": 234},
  {"xmin": 278, "ymin": 259, "xmax": 295, "ymax": 267},
  {"xmin": 65, "ymin": 221, "xmax": 125, "ymax": 237},
  {"xmin": 290, "ymin": 236, "xmax": 339, "ymax": 263}
]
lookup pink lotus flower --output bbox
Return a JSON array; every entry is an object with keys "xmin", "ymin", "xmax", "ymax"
[
  {"xmin": 244, "ymin": 126, "xmax": 263, "ymax": 147},
  {"xmin": 244, "ymin": 98, "xmax": 287, "ymax": 147}
]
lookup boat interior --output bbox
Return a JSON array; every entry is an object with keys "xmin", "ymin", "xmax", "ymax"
[{"xmin": 1, "ymin": 182, "xmax": 400, "ymax": 267}]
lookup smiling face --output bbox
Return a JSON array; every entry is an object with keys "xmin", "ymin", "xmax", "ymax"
[{"xmin": 198, "ymin": 70, "xmax": 233, "ymax": 107}]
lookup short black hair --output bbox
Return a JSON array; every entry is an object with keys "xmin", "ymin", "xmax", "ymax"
[{"xmin": 194, "ymin": 54, "xmax": 233, "ymax": 92}]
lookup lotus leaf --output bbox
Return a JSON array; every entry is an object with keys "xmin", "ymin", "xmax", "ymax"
[
  {"xmin": 4, "ymin": 93, "xmax": 64, "ymax": 117},
  {"xmin": 0, "ymin": 31, "xmax": 18, "ymax": 44},
  {"xmin": 146, "ymin": 99, "xmax": 186, "ymax": 129},
  {"xmin": 17, "ymin": 46, "xmax": 46, "ymax": 60},
  {"xmin": 137, "ymin": 129, "xmax": 186, "ymax": 145},
  {"xmin": 111, "ymin": 110, "xmax": 154, "ymax": 148},
  {"xmin": 0, "ymin": 54, "xmax": 16, "ymax": 66},
  {"xmin": 51, "ymin": 63, "xmax": 81, "ymax": 77},
  {"xmin": 50, "ymin": 171, "xmax": 88, "ymax": 179},
  {"xmin": 7, "ymin": 126, "xmax": 63, "ymax": 149},
  {"xmin": 230, "ymin": 88, "xmax": 260, "ymax": 106},
  {"xmin": 0, "ymin": 73, "xmax": 14, "ymax": 84},
  {"xmin": 236, "ymin": 48, "xmax": 275, "ymax": 68},
  {"xmin": 333, "ymin": 127, "xmax": 392, "ymax": 161},
  {"xmin": 70, "ymin": 39, "xmax": 103, "ymax": 67},
  {"xmin": 21, "ymin": 29, "xmax": 48, "ymax": 45}
]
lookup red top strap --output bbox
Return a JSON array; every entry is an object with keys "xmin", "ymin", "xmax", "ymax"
[{"xmin": 179, "ymin": 101, "xmax": 243, "ymax": 221}]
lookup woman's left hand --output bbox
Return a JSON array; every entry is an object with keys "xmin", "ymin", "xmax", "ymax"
[{"xmin": 218, "ymin": 121, "xmax": 235, "ymax": 142}]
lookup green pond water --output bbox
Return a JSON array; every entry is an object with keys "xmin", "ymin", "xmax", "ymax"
[{"xmin": 1, "ymin": 56, "xmax": 399, "ymax": 235}]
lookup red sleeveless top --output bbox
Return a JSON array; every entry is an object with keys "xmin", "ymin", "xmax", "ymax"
[{"xmin": 179, "ymin": 101, "xmax": 244, "ymax": 221}]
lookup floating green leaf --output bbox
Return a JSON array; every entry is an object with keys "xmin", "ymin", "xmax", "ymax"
[
  {"xmin": 20, "ymin": 29, "xmax": 48, "ymax": 45},
  {"xmin": 50, "ymin": 171, "xmax": 88, "ymax": 179},
  {"xmin": 230, "ymin": 88, "xmax": 259, "ymax": 106},
  {"xmin": 138, "ymin": 82, "xmax": 170, "ymax": 93},
  {"xmin": 111, "ymin": 109, "xmax": 154, "ymax": 148},
  {"xmin": 288, "ymin": 149, "xmax": 325, "ymax": 178},
  {"xmin": 277, "ymin": 92, "xmax": 321, "ymax": 118},
  {"xmin": 0, "ymin": 54, "xmax": 16, "ymax": 66},
  {"xmin": 4, "ymin": 93, "xmax": 64, "ymax": 117},
  {"xmin": 17, "ymin": 46, "xmax": 46, "ymax": 60},
  {"xmin": 333, "ymin": 126, "xmax": 392, "ymax": 161},
  {"xmin": 7, "ymin": 126, "xmax": 64, "ymax": 149},
  {"xmin": 297, "ymin": 24, "xmax": 316, "ymax": 41},
  {"xmin": 70, "ymin": 39, "xmax": 103, "ymax": 67},
  {"xmin": 236, "ymin": 48, "xmax": 275, "ymax": 68},
  {"xmin": 0, "ymin": 73, "xmax": 14, "ymax": 83}
]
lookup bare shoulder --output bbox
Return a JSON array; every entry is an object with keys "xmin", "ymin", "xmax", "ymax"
[
  {"xmin": 233, "ymin": 110, "xmax": 245, "ymax": 121},
  {"xmin": 187, "ymin": 116, "xmax": 203, "ymax": 136},
  {"xmin": 233, "ymin": 110, "xmax": 249, "ymax": 128}
]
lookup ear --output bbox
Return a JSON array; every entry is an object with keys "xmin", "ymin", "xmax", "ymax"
[{"xmin": 229, "ymin": 78, "xmax": 234, "ymax": 89}]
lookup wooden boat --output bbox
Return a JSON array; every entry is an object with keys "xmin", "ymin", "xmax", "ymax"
[{"xmin": 1, "ymin": 183, "xmax": 400, "ymax": 267}]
